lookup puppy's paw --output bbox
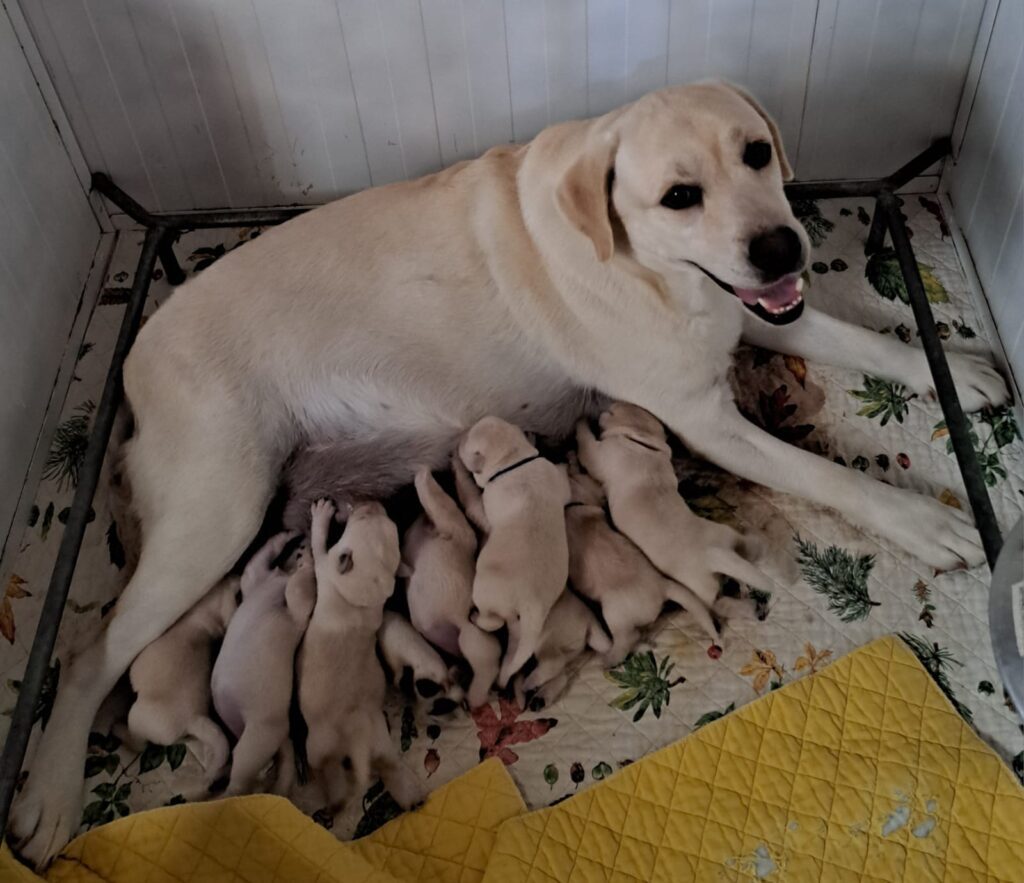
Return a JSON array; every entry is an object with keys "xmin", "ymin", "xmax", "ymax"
[{"xmin": 310, "ymin": 498, "xmax": 336, "ymax": 526}]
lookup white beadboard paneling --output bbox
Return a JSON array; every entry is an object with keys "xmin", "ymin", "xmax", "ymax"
[
  {"xmin": 15, "ymin": 0, "xmax": 998, "ymax": 209},
  {"xmin": 800, "ymin": 0, "xmax": 986, "ymax": 180},
  {"xmin": 948, "ymin": 0, "xmax": 1024, "ymax": 390},
  {"xmin": 0, "ymin": 4, "xmax": 101, "ymax": 554}
]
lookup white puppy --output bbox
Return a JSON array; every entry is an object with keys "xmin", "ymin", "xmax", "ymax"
[
  {"xmin": 565, "ymin": 462, "xmax": 720, "ymax": 664},
  {"xmin": 210, "ymin": 532, "xmax": 314, "ymax": 795},
  {"xmin": 298, "ymin": 500, "xmax": 419, "ymax": 822},
  {"xmin": 516, "ymin": 590, "xmax": 611, "ymax": 710},
  {"xmin": 576, "ymin": 403, "xmax": 769, "ymax": 609},
  {"xmin": 402, "ymin": 467, "xmax": 501, "ymax": 708},
  {"xmin": 377, "ymin": 610, "xmax": 464, "ymax": 710},
  {"xmin": 124, "ymin": 576, "xmax": 237, "ymax": 778},
  {"xmin": 457, "ymin": 417, "xmax": 570, "ymax": 688}
]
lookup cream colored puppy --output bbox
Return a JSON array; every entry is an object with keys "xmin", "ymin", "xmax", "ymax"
[
  {"xmin": 576, "ymin": 403, "xmax": 769, "ymax": 609},
  {"xmin": 516, "ymin": 589, "xmax": 611, "ymax": 710},
  {"xmin": 402, "ymin": 467, "xmax": 501, "ymax": 708},
  {"xmin": 565, "ymin": 462, "xmax": 719, "ymax": 664},
  {"xmin": 298, "ymin": 499, "xmax": 419, "ymax": 822},
  {"xmin": 125, "ymin": 576, "xmax": 237, "ymax": 779},
  {"xmin": 457, "ymin": 417, "xmax": 570, "ymax": 688},
  {"xmin": 210, "ymin": 532, "xmax": 313, "ymax": 795}
]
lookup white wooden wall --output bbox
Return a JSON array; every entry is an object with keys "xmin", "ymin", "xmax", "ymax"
[
  {"xmin": 948, "ymin": 0, "xmax": 1023, "ymax": 386},
  {"xmin": 0, "ymin": 4, "xmax": 100, "ymax": 554},
  {"xmin": 17, "ymin": 0, "xmax": 986, "ymax": 212}
]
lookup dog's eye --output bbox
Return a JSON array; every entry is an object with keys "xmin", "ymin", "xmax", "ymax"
[
  {"xmin": 660, "ymin": 185, "xmax": 702, "ymax": 210},
  {"xmin": 743, "ymin": 140, "xmax": 772, "ymax": 170}
]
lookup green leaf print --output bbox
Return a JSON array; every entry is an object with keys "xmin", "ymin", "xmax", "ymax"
[
  {"xmin": 606, "ymin": 651, "xmax": 686, "ymax": 722},
  {"xmin": 694, "ymin": 702, "xmax": 736, "ymax": 730},
  {"xmin": 795, "ymin": 536, "xmax": 879, "ymax": 623},
  {"xmin": 849, "ymin": 376, "xmax": 915, "ymax": 426},
  {"xmin": 865, "ymin": 248, "xmax": 948, "ymax": 304},
  {"xmin": 899, "ymin": 633, "xmax": 972, "ymax": 724},
  {"xmin": 933, "ymin": 406, "xmax": 1020, "ymax": 487},
  {"xmin": 543, "ymin": 763, "xmax": 559, "ymax": 788},
  {"xmin": 43, "ymin": 400, "xmax": 95, "ymax": 490},
  {"xmin": 591, "ymin": 762, "xmax": 613, "ymax": 781},
  {"xmin": 792, "ymin": 200, "xmax": 835, "ymax": 247}
]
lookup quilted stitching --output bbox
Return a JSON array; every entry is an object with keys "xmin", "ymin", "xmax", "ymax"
[{"xmin": 483, "ymin": 637, "xmax": 1024, "ymax": 882}]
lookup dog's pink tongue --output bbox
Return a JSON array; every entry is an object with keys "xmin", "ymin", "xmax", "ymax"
[{"xmin": 734, "ymin": 276, "xmax": 801, "ymax": 308}]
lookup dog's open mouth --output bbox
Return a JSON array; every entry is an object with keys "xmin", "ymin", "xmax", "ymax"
[{"xmin": 690, "ymin": 264, "xmax": 805, "ymax": 325}]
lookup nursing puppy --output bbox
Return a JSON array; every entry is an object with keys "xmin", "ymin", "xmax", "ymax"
[
  {"xmin": 377, "ymin": 610, "xmax": 463, "ymax": 710},
  {"xmin": 298, "ymin": 499, "xmax": 419, "ymax": 821},
  {"xmin": 516, "ymin": 589, "xmax": 611, "ymax": 710},
  {"xmin": 402, "ymin": 467, "xmax": 501, "ymax": 708},
  {"xmin": 565, "ymin": 462, "xmax": 719, "ymax": 664},
  {"xmin": 210, "ymin": 532, "xmax": 314, "ymax": 795},
  {"xmin": 124, "ymin": 576, "xmax": 237, "ymax": 779},
  {"xmin": 577, "ymin": 403, "xmax": 769, "ymax": 609},
  {"xmin": 457, "ymin": 417, "xmax": 570, "ymax": 688}
]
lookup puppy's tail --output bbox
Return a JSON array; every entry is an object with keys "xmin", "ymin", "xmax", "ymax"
[
  {"xmin": 497, "ymin": 606, "xmax": 544, "ymax": 689},
  {"xmin": 664, "ymin": 582, "xmax": 719, "ymax": 644},
  {"xmin": 105, "ymin": 402, "xmax": 142, "ymax": 580}
]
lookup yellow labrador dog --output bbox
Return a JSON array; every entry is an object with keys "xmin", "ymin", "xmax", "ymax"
[{"xmin": 13, "ymin": 81, "xmax": 1006, "ymax": 864}]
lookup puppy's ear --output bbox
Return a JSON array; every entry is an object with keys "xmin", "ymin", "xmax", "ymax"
[
  {"xmin": 464, "ymin": 449, "xmax": 486, "ymax": 475},
  {"xmin": 556, "ymin": 130, "xmax": 619, "ymax": 262},
  {"xmin": 720, "ymin": 82, "xmax": 793, "ymax": 181},
  {"xmin": 337, "ymin": 550, "xmax": 354, "ymax": 574}
]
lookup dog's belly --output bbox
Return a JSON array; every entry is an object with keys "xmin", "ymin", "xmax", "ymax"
[{"xmin": 282, "ymin": 374, "xmax": 591, "ymax": 530}]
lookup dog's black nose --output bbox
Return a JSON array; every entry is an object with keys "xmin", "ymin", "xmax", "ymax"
[{"xmin": 748, "ymin": 226, "xmax": 803, "ymax": 279}]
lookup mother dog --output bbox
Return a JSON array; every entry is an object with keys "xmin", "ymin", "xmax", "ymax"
[{"xmin": 12, "ymin": 82, "xmax": 1006, "ymax": 864}]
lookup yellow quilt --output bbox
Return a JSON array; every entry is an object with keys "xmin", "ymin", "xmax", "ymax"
[{"xmin": 2, "ymin": 637, "xmax": 1021, "ymax": 882}]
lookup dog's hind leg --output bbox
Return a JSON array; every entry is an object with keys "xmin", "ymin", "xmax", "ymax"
[
  {"xmin": 187, "ymin": 716, "xmax": 231, "ymax": 781},
  {"xmin": 459, "ymin": 623, "xmax": 502, "ymax": 708},
  {"xmin": 414, "ymin": 468, "xmax": 476, "ymax": 547},
  {"xmin": 225, "ymin": 719, "xmax": 289, "ymax": 796},
  {"xmin": 10, "ymin": 410, "xmax": 275, "ymax": 866}
]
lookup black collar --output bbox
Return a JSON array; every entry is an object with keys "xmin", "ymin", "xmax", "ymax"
[
  {"xmin": 565, "ymin": 501, "xmax": 587, "ymax": 509},
  {"xmin": 624, "ymin": 434, "xmax": 662, "ymax": 453},
  {"xmin": 487, "ymin": 454, "xmax": 541, "ymax": 483}
]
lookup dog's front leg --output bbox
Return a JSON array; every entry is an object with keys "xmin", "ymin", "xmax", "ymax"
[
  {"xmin": 741, "ymin": 305, "xmax": 1008, "ymax": 412},
  {"xmin": 642, "ymin": 386, "xmax": 983, "ymax": 571}
]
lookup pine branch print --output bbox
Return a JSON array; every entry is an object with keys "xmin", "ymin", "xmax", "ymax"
[
  {"xmin": 899, "ymin": 633, "xmax": 972, "ymax": 723},
  {"xmin": 795, "ymin": 535, "xmax": 879, "ymax": 622}
]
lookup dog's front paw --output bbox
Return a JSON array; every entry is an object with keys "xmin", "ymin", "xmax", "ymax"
[
  {"xmin": 10, "ymin": 768, "xmax": 83, "ymax": 869},
  {"xmin": 877, "ymin": 488, "xmax": 984, "ymax": 571},
  {"xmin": 911, "ymin": 352, "xmax": 1009, "ymax": 413}
]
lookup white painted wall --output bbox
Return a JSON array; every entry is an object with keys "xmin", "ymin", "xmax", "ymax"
[
  {"xmin": 17, "ymin": 0, "xmax": 987, "ymax": 212},
  {"xmin": 0, "ymin": 4, "xmax": 100, "ymax": 555},
  {"xmin": 948, "ymin": 0, "xmax": 1023, "ymax": 387}
]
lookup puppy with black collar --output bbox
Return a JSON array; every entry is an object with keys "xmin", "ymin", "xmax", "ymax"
[{"xmin": 456, "ymin": 416, "xmax": 570, "ymax": 689}]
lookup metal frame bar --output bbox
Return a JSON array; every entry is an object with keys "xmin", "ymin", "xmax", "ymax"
[{"xmin": 0, "ymin": 141, "xmax": 1004, "ymax": 835}]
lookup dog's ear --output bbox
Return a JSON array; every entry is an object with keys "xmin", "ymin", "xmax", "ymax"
[
  {"xmin": 720, "ymin": 82, "xmax": 793, "ymax": 181},
  {"xmin": 463, "ymin": 449, "xmax": 486, "ymax": 475},
  {"xmin": 556, "ymin": 130, "xmax": 619, "ymax": 262},
  {"xmin": 337, "ymin": 550, "xmax": 354, "ymax": 574}
]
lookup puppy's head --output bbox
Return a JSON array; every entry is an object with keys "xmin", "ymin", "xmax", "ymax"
[
  {"xmin": 556, "ymin": 81, "xmax": 808, "ymax": 325},
  {"xmin": 458, "ymin": 416, "xmax": 537, "ymax": 484},
  {"xmin": 330, "ymin": 501, "xmax": 400, "ymax": 608},
  {"xmin": 598, "ymin": 402, "xmax": 670, "ymax": 453}
]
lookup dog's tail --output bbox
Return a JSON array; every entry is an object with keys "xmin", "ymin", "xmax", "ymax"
[
  {"xmin": 105, "ymin": 402, "xmax": 142, "ymax": 580},
  {"xmin": 664, "ymin": 581, "xmax": 720, "ymax": 643}
]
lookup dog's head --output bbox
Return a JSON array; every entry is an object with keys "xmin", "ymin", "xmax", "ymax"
[
  {"xmin": 556, "ymin": 81, "xmax": 808, "ymax": 325},
  {"xmin": 330, "ymin": 501, "xmax": 400, "ymax": 608},
  {"xmin": 597, "ymin": 402, "xmax": 671, "ymax": 453},
  {"xmin": 458, "ymin": 416, "xmax": 538, "ymax": 485}
]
